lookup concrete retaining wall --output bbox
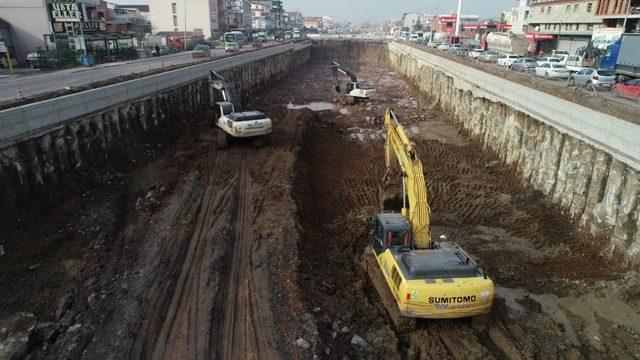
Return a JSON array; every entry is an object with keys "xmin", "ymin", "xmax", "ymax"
[
  {"xmin": 0, "ymin": 44, "xmax": 310, "ymax": 205},
  {"xmin": 389, "ymin": 41, "xmax": 640, "ymax": 263}
]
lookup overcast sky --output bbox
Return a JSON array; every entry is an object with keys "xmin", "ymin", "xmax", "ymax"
[{"xmin": 113, "ymin": 0, "xmax": 514, "ymax": 23}]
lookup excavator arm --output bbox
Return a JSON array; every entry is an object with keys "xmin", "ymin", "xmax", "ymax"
[
  {"xmin": 209, "ymin": 70, "xmax": 243, "ymax": 112},
  {"xmin": 330, "ymin": 61, "xmax": 358, "ymax": 93},
  {"xmin": 384, "ymin": 108, "xmax": 432, "ymax": 249}
]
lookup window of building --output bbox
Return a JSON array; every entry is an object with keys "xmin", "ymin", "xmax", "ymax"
[
  {"xmin": 172, "ymin": 2, "xmax": 177, "ymax": 14},
  {"xmin": 547, "ymin": 6, "xmax": 552, "ymax": 13},
  {"xmin": 566, "ymin": 5, "xmax": 571, "ymax": 12},
  {"xmin": 587, "ymin": 3, "xmax": 593, "ymax": 12},
  {"xmin": 173, "ymin": 15, "xmax": 178, "ymax": 27},
  {"xmin": 524, "ymin": 10, "xmax": 530, "ymax": 19},
  {"xmin": 574, "ymin": 4, "xmax": 579, "ymax": 12},
  {"xmin": 541, "ymin": 7, "xmax": 545, "ymax": 13}
]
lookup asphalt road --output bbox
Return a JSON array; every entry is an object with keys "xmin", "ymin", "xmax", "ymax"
[{"xmin": 0, "ymin": 43, "xmax": 277, "ymax": 102}]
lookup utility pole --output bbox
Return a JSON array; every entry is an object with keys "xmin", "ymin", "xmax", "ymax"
[
  {"xmin": 77, "ymin": 1, "xmax": 87, "ymax": 56},
  {"xmin": 183, "ymin": 0, "xmax": 187, "ymax": 51},
  {"xmin": 622, "ymin": 0, "xmax": 632, "ymax": 31},
  {"xmin": 454, "ymin": 0, "xmax": 462, "ymax": 36}
]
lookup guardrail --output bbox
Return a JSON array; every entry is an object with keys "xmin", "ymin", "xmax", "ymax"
[
  {"xmin": 390, "ymin": 42, "xmax": 640, "ymax": 170},
  {"xmin": 0, "ymin": 42, "xmax": 310, "ymax": 148}
]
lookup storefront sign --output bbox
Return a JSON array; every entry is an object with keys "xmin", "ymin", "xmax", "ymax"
[
  {"xmin": 82, "ymin": 22, "xmax": 107, "ymax": 33},
  {"xmin": 52, "ymin": 21, "xmax": 106, "ymax": 34},
  {"xmin": 50, "ymin": 0, "xmax": 81, "ymax": 22}
]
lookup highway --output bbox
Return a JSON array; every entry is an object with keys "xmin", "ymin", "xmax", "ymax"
[{"xmin": 0, "ymin": 43, "xmax": 277, "ymax": 102}]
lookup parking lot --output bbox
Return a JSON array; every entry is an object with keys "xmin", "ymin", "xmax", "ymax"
[{"xmin": 406, "ymin": 40, "xmax": 640, "ymax": 120}]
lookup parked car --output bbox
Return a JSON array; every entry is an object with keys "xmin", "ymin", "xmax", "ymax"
[
  {"xmin": 535, "ymin": 63, "xmax": 570, "ymax": 79},
  {"xmin": 468, "ymin": 49, "xmax": 484, "ymax": 59},
  {"xmin": 570, "ymin": 68, "xmax": 616, "ymax": 88},
  {"xmin": 496, "ymin": 54, "xmax": 520, "ymax": 67},
  {"xmin": 225, "ymin": 43, "xmax": 239, "ymax": 53},
  {"xmin": 447, "ymin": 44, "xmax": 462, "ymax": 53},
  {"xmin": 478, "ymin": 51, "xmax": 499, "ymax": 62},
  {"xmin": 427, "ymin": 41, "xmax": 438, "ymax": 48},
  {"xmin": 510, "ymin": 57, "xmax": 537, "ymax": 72},
  {"xmin": 192, "ymin": 45, "xmax": 211, "ymax": 58},
  {"xmin": 536, "ymin": 57, "xmax": 561, "ymax": 66},
  {"xmin": 456, "ymin": 48, "xmax": 469, "ymax": 57},
  {"xmin": 613, "ymin": 79, "xmax": 640, "ymax": 100},
  {"xmin": 26, "ymin": 52, "xmax": 58, "ymax": 69},
  {"xmin": 437, "ymin": 43, "xmax": 450, "ymax": 51}
]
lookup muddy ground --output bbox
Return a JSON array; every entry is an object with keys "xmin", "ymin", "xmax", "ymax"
[{"xmin": 1, "ymin": 44, "xmax": 640, "ymax": 360}]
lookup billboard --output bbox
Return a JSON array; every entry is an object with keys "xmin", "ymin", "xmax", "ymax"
[
  {"xmin": 50, "ymin": 0, "xmax": 81, "ymax": 22},
  {"xmin": 592, "ymin": 27, "xmax": 623, "ymax": 50}
]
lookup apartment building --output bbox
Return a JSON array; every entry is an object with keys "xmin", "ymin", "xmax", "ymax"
[
  {"xmin": 596, "ymin": 0, "xmax": 640, "ymax": 32},
  {"xmin": 526, "ymin": 0, "xmax": 600, "ymax": 54},
  {"xmin": 511, "ymin": 0, "xmax": 533, "ymax": 34},
  {"xmin": 149, "ymin": 0, "xmax": 220, "ymax": 38}
]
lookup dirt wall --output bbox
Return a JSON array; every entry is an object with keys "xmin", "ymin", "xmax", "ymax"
[
  {"xmin": 388, "ymin": 43, "xmax": 640, "ymax": 264},
  {"xmin": 0, "ymin": 47, "xmax": 310, "ymax": 210},
  {"xmin": 311, "ymin": 39, "xmax": 388, "ymax": 64}
]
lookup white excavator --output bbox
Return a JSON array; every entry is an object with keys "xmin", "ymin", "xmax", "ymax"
[
  {"xmin": 330, "ymin": 60, "xmax": 376, "ymax": 104},
  {"xmin": 209, "ymin": 70, "xmax": 272, "ymax": 149}
]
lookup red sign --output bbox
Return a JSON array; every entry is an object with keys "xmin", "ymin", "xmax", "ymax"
[{"xmin": 525, "ymin": 33, "xmax": 555, "ymax": 40}]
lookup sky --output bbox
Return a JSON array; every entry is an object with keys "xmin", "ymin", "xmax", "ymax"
[{"xmin": 112, "ymin": 0, "xmax": 514, "ymax": 23}]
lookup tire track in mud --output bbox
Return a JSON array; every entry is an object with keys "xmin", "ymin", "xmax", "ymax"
[
  {"xmin": 211, "ymin": 151, "xmax": 279, "ymax": 360},
  {"xmin": 144, "ymin": 149, "xmax": 237, "ymax": 360}
]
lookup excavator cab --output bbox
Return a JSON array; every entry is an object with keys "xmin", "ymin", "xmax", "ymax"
[{"xmin": 370, "ymin": 213, "xmax": 412, "ymax": 255}]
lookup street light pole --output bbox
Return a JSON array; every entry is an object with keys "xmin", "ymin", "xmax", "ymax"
[
  {"xmin": 184, "ymin": 0, "xmax": 187, "ymax": 51},
  {"xmin": 455, "ymin": 0, "xmax": 462, "ymax": 36},
  {"xmin": 622, "ymin": 0, "xmax": 632, "ymax": 31}
]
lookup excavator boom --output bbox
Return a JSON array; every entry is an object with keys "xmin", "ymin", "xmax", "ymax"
[
  {"xmin": 209, "ymin": 70, "xmax": 243, "ymax": 112},
  {"xmin": 384, "ymin": 109, "xmax": 432, "ymax": 249}
]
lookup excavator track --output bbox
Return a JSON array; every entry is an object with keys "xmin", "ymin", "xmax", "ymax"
[{"xmin": 363, "ymin": 248, "xmax": 416, "ymax": 333}]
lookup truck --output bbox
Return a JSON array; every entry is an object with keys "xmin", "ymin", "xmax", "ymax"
[
  {"xmin": 485, "ymin": 32, "xmax": 528, "ymax": 56},
  {"xmin": 601, "ymin": 33, "xmax": 640, "ymax": 79},
  {"xmin": 557, "ymin": 54, "xmax": 586, "ymax": 72}
]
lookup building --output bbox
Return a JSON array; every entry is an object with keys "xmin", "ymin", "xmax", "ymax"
[
  {"xmin": 511, "ymin": 0, "xmax": 533, "ymax": 34},
  {"xmin": 149, "ymin": 0, "xmax": 221, "ymax": 38},
  {"xmin": 430, "ymin": 14, "xmax": 480, "ymax": 35},
  {"xmin": 321, "ymin": 16, "xmax": 334, "ymax": 30},
  {"xmin": 271, "ymin": 0, "xmax": 284, "ymax": 30},
  {"xmin": 596, "ymin": 0, "xmax": 640, "ymax": 32},
  {"xmin": 114, "ymin": 4, "xmax": 150, "ymax": 19},
  {"xmin": 250, "ymin": 2, "xmax": 272, "ymax": 31},
  {"xmin": 286, "ymin": 11, "xmax": 303, "ymax": 29},
  {"xmin": 526, "ymin": 0, "xmax": 601, "ymax": 54},
  {"xmin": 302, "ymin": 16, "xmax": 321, "ymax": 29},
  {"xmin": 0, "ymin": 0, "xmax": 141, "ymax": 65},
  {"xmin": 402, "ymin": 12, "xmax": 433, "ymax": 32},
  {"xmin": 0, "ymin": 0, "xmax": 56, "ymax": 64}
]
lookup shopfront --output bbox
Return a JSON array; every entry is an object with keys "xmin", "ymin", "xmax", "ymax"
[{"xmin": 526, "ymin": 33, "xmax": 555, "ymax": 56}]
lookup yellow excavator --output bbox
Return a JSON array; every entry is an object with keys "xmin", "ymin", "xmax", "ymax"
[{"xmin": 364, "ymin": 109, "xmax": 494, "ymax": 332}]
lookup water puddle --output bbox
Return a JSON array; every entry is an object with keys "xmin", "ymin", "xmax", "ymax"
[
  {"xmin": 496, "ymin": 286, "xmax": 640, "ymax": 350},
  {"xmin": 287, "ymin": 102, "xmax": 336, "ymax": 111}
]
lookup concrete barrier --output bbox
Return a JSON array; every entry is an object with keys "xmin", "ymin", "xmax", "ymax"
[
  {"xmin": 0, "ymin": 43, "xmax": 309, "ymax": 148},
  {"xmin": 389, "ymin": 42, "xmax": 640, "ymax": 171}
]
